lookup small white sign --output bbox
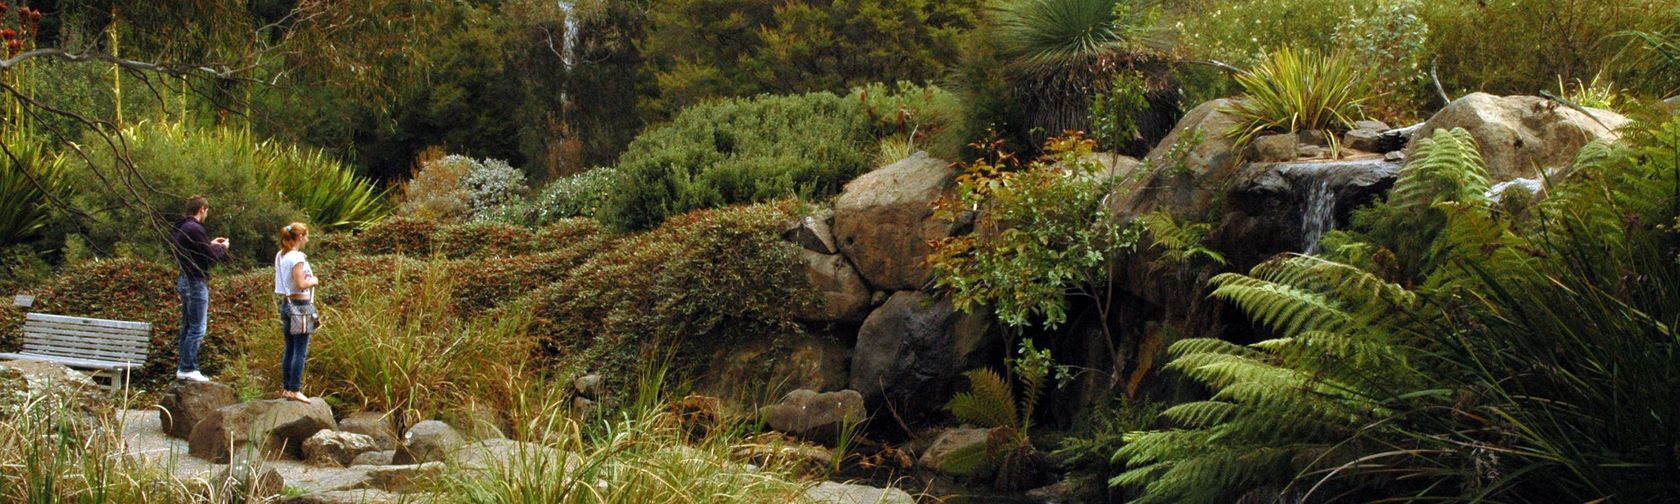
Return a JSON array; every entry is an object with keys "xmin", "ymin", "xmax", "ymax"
[{"xmin": 12, "ymin": 295, "xmax": 33, "ymax": 308}]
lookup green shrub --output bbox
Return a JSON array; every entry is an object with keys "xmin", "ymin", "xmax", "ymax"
[
  {"xmin": 478, "ymin": 167, "xmax": 618, "ymax": 227},
  {"xmin": 1222, "ymin": 47, "xmax": 1371, "ymax": 151},
  {"xmin": 524, "ymin": 201, "xmax": 813, "ymax": 384},
  {"xmin": 1615, "ymin": 9, "xmax": 1680, "ymax": 97},
  {"xmin": 438, "ymin": 221, "xmax": 616, "ymax": 317},
  {"xmin": 1422, "ymin": 0, "xmax": 1678, "ymax": 98},
  {"xmin": 1089, "ymin": 71, "xmax": 1153, "ymax": 152},
  {"xmin": 603, "ymin": 86, "xmax": 960, "ymax": 231},
  {"xmin": 66, "ymin": 123, "xmax": 302, "ymax": 268},
  {"xmin": 1333, "ymin": 0, "xmax": 1430, "ymax": 122}
]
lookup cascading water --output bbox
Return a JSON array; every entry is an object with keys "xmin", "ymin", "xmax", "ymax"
[
  {"xmin": 556, "ymin": 0, "xmax": 579, "ymax": 70},
  {"xmin": 1299, "ymin": 178, "xmax": 1337, "ymax": 254}
]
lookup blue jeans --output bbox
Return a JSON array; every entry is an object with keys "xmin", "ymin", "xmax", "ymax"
[
  {"xmin": 279, "ymin": 299, "xmax": 314, "ymax": 392},
  {"xmin": 175, "ymin": 276, "xmax": 209, "ymax": 373}
]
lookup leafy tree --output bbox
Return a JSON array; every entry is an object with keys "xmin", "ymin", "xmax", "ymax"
[
  {"xmin": 928, "ymin": 132, "xmax": 1221, "ymax": 393},
  {"xmin": 639, "ymin": 0, "xmax": 980, "ymax": 119}
]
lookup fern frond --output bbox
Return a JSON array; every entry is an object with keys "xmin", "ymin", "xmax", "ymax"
[
  {"xmin": 1161, "ymin": 401, "xmax": 1241, "ymax": 428},
  {"xmin": 1167, "ymin": 337, "xmax": 1268, "ymax": 360},
  {"xmin": 1391, "ymin": 128, "xmax": 1491, "ymax": 208},
  {"xmin": 1211, "ymin": 272, "xmax": 1353, "ymax": 336},
  {"xmin": 946, "ymin": 369, "xmax": 1019, "ymax": 429}
]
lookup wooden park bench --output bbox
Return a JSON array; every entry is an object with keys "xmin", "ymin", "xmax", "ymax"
[{"xmin": 1, "ymin": 310, "xmax": 151, "ymax": 392}]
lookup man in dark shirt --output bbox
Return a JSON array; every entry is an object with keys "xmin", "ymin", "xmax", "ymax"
[{"xmin": 170, "ymin": 196, "xmax": 229, "ymax": 382}]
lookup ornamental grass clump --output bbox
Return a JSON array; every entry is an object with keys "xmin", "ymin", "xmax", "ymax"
[{"xmin": 1223, "ymin": 47, "xmax": 1372, "ymax": 153}]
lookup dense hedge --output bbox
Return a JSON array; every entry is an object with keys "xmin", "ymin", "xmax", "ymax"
[
  {"xmin": 353, "ymin": 218, "xmax": 440, "ymax": 256},
  {"xmin": 602, "ymin": 85, "xmax": 963, "ymax": 231},
  {"xmin": 523, "ymin": 201, "xmax": 814, "ymax": 378},
  {"xmin": 449, "ymin": 224, "xmax": 618, "ymax": 316}
]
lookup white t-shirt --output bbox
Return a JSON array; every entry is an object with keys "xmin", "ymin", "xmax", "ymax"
[{"xmin": 274, "ymin": 250, "xmax": 313, "ymax": 297}]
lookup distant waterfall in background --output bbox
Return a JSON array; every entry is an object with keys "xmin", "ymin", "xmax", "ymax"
[{"xmin": 557, "ymin": 0, "xmax": 579, "ymax": 70}]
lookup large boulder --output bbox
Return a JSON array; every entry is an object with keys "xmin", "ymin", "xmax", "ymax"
[
  {"xmin": 279, "ymin": 489, "xmax": 407, "ymax": 504},
  {"xmin": 759, "ymin": 389, "xmax": 866, "ymax": 443},
  {"xmin": 392, "ymin": 420, "xmax": 465, "ymax": 465},
  {"xmin": 364, "ymin": 462, "xmax": 446, "ymax": 493},
  {"xmin": 451, "ymin": 438, "xmax": 576, "ymax": 473},
  {"xmin": 188, "ymin": 398, "xmax": 336, "ymax": 463},
  {"xmin": 337, "ymin": 411, "xmax": 399, "ymax": 451},
  {"xmin": 781, "ymin": 209, "xmax": 840, "ymax": 255},
  {"xmin": 0, "ymin": 359, "xmax": 103, "ymax": 418},
  {"xmin": 848, "ymin": 291, "xmax": 998, "ymax": 420},
  {"xmin": 440, "ymin": 404, "xmax": 508, "ymax": 442},
  {"xmin": 158, "ymin": 380, "xmax": 238, "ymax": 439},
  {"xmin": 918, "ymin": 427, "xmax": 992, "ymax": 477},
  {"xmin": 793, "ymin": 250, "xmax": 873, "ymax": 323},
  {"xmin": 703, "ymin": 333, "xmax": 851, "ymax": 399},
  {"xmin": 210, "ymin": 459, "xmax": 285, "ymax": 502},
  {"xmin": 1407, "ymin": 93, "xmax": 1629, "ymax": 182},
  {"xmin": 303, "ymin": 430, "xmax": 381, "ymax": 467},
  {"xmin": 351, "ymin": 450, "xmax": 396, "ymax": 466},
  {"xmin": 1109, "ymin": 98, "xmax": 1247, "ymax": 222},
  {"xmin": 805, "ymin": 482, "xmax": 916, "ymax": 504},
  {"xmin": 833, "ymin": 152, "xmax": 962, "ymax": 290}
]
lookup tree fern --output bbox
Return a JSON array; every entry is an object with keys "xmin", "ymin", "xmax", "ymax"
[
  {"xmin": 948, "ymin": 368, "xmax": 1020, "ymax": 430},
  {"xmin": 1117, "ymin": 117, "xmax": 1680, "ymax": 503}
]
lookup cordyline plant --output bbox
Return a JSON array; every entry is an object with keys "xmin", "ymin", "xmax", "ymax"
[{"xmin": 1222, "ymin": 47, "xmax": 1373, "ymax": 155}]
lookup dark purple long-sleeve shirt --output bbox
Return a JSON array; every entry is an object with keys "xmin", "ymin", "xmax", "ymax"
[{"xmin": 172, "ymin": 217, "xmax": 228, "ymax": 280}]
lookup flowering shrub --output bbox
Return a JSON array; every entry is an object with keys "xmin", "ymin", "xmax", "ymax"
[
  {"xmin": 463, "ymin": 158, "xmax": 528, "ymax": 217},
  {"xmin": 400, "ymin": 155, "xmax": 476, "ymax": 221}
]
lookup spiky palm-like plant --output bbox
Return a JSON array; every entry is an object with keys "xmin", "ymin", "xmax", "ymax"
[
  {"xmin": 0, "ymin": 133, "xmax": 66, "ymax": 246},
  {"xmin": 988, "ymin": 0, "xmax": 1165, "ymax": 139},
  {"xmin": 260, "ymin": 142, "xmax": 393, "ymax": 232},
  {"xmin": 1222, "ymin": 47, "xmax": 1372, "ymax": 155}
]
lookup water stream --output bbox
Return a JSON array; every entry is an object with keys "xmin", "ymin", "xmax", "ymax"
[{"xmin": 1299, "ymin": 178, "xmax": 1337, "ymax": 254}]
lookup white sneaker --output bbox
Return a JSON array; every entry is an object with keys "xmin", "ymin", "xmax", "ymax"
[{"xmin": 176, "ymin": 370, "xmax": 211, "ymax": 383}]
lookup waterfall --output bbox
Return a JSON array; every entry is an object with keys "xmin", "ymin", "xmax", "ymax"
[
  {"xmin": 557, "ymin": 0, "xmax": 579, "ymax": 70},
  {"xmin": 1300, "ymin": 178, "xmax": 1336, "ymax": 254}
]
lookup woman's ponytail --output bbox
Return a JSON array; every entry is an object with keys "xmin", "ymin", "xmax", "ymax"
[{"xmin": 279, "ymin": 222, "xmax": 310, "ymax": 252}]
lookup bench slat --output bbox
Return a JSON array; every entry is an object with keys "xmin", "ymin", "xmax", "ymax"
[
  {"xmin": 25, "ymin": 313, "xmax": 151, "ymax": 331},
  {"xmin": 21, "ymin": 339, "xmax": 147, "ymax": 357},
  {"xmin": 0, "ymin": 353, "xmax": 137, "ymax": 370},
  {"xmin": 22, "ymin": 344, "xmax": 145, "ymax": 362},
  {"xmin": 24, "ymin": 326, "xmax": 149, "ymax": 344},
  {"xmin": 24, "ymin": 327, "xmax": 150, "ymax": 347},
  {"xmin": 23, "ymin": 337, "xmax": 146, "ymax": 354},
  {"xmin": 23, "ymin": 321, "xmax": 150, "ymax": 340}
]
